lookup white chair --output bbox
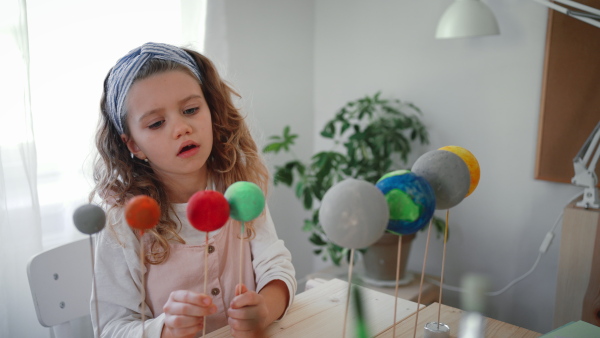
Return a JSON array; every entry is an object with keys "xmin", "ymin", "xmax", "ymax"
[{"xmin": 27, "ymin": 238, "xmax": 95, "ymax": 338}]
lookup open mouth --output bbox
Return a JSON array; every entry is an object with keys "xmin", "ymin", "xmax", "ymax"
[{"xmin": 178, "ymin": 144, "xmax": 198, "ymax": 155}]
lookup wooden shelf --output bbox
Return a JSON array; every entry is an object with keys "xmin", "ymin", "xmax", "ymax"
[{"xmin": 535, "ymin": 0, "xmax": 600, "ymax": 186}]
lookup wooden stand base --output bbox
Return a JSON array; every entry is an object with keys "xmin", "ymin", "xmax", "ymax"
[{"xmin": 554, "ymin": 201, "xmax": 600, "ymax": 328}]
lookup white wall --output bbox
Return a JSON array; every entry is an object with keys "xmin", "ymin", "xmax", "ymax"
[
  {"xmin": 225, "ymin": 0, "xmax": 586, "ymax": 333},
  {"xmin": 223, "ymin": 0, "xmax": 316, "ymax": 286}
]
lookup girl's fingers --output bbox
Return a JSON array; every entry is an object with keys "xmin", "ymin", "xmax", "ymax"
[
  {"xmin": 164, "ymin": 314, "xmax": 204, "ymax": 331},
  {"xmin": 163, "ymin": 301, "xmax": 217, "ymax": 337},
  {"xmin": 230, "ymin": 290, "xmax": 260, "ymax": 309},
  {"xmin": 165, "ymin": 323, "xmax": 204, "ymax": 338},
  {"xmin": 228, "ymin": 305, "xmax": 261, "ymax": 321},
  {"xmin": 169, "ymin": 290, "xmax": 213, "ymax": 307},
  {"xmin": 235, "ymin": 283, "xmax": 248, "ymax": 296},
  {"xmin": 228, "ymin": 316, "xmax": 263, "ymax": 332},
  {"xmin": 163, "ymin": 290, "xmax": 215, "ymax": 316},
  {"xmin": 227, "ymin": 290, "xmax": 268, "ymax": 338},
  {"xmin": 164, "ymin": 301, "xmax": 217, "ymax": 317}
]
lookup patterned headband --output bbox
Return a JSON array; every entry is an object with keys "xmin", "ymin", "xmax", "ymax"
[{"xmin": 105, "ymin": 42, "xmax": 202, "ymax": 135}]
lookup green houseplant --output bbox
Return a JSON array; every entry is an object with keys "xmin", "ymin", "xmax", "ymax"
[{"xmin": 263, "ymin": 92, "xmax": 445, "ymax": 269}]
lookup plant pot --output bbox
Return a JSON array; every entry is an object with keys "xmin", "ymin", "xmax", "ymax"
[{"xmin": 361, "ymin": 232, "xmax": 416, "ymax": 285}]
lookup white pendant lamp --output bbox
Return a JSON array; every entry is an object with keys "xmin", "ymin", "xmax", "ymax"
[{"xmin": 436, "ymin": 0, "xmax": 500, "ymax": 39}]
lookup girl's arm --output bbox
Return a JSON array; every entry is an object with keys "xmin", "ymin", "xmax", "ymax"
[
  {"xmin": 248, "ymin": 206, "xmax": 297, "ymax": 316},
  {"xmin": 257, "ymin": 279, "xmax": 289, "ymax": 322}
]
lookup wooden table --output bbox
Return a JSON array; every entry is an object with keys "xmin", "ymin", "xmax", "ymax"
[
  {"xmin": 377, "ymin": 303, "xmax": 541, "ymax": 338},
  {"xmin": 206, "ymin": 280, "xmax": 541, "ymax": 337},
  {"xmin": 206, "ymin": 278, "xmax": 423, "ymax": 337},
  {"xmin": 306, "ymin": 265, "xmax": 440, "ymax": 305}
]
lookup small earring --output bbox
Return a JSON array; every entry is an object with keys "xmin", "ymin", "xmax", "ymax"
[
  {"xmin": 130, "ymin": 152, "xmax": 134, "ymax": 159},
  {"xmin": 144, "ymin": 158, "xmax": 149, "ymax": 163}
]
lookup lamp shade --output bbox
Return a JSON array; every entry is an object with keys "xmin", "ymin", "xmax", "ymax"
[{"xmin": 436, "ymin": 0, "xmax": 500, "ymax": 39}]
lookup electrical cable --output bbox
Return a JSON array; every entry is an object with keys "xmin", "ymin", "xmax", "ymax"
[{"xmin": 427, "ymin": 191, "xmax": 583, "ymax": 296}]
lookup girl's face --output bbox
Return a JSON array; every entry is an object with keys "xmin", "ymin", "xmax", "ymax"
[{"xmin": 122, "ymin": 70, "xmax": 213, "ymax": 190}]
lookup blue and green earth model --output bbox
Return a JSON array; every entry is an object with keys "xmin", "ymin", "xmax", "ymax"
[{"xmin": 376, "ymin": 170, "xmax": 436, "ymax": 235}]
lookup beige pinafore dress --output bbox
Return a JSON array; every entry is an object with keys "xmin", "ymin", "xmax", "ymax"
[{"xmin": 145, "ymin": 219, "xmax": 256, "ymax": 334}]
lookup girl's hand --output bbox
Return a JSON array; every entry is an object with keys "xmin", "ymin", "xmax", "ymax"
[
  {"xmin": 161, "ymin": 290, "xmax": 217, "ymax": 338},
  {"xmin": 227, "ymin": 284, "xmax": 268, "ymax": 338}
]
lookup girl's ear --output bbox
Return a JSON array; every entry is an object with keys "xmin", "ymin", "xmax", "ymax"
[{"xmin": 121, "ymin": 134, "xmax": 146, "ymax": 160}]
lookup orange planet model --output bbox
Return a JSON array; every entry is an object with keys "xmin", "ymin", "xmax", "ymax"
[
  {"xmin": 439, "ymin": 145, "xmax": 480, "ymax": 197},
  {"xmin": 125, "ymin": 195, "xmax": 160, "ymax": 231}
]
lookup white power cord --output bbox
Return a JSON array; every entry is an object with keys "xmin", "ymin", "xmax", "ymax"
[{"xmin": 427, "ymin": 192, "xmax": 583, "ymax": 296}]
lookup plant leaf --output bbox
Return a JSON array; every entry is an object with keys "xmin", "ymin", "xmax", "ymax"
[
  {"xmin": 321, "ymin": 122, "xmax": 335, "ymax": 139},
  {"xmin": 309, "ymin": 232, "xmax": 327, "ymax": 246},
  {"xmin": 302, "ymin": 219, "xmax": 315, "ymax": 232},
  {"xmin": 273, "ymin": 166, "xmax": 293, "ymax": 186},
  {"xmin": 303, "ymin": 188, "xmax": 313, "ymax": 209}
]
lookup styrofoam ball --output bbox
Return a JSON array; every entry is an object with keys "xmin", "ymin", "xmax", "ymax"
[
  {"xmin": 319, "ymin": 179, "xmax": 389, "ymax": 249},
  {"xmin": 411, "ymin": 150, "xmax": 470, "ymax": 210}
]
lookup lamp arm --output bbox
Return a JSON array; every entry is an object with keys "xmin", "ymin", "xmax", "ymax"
[
  {"xmin": 568, "ymin": 10, "xmax": 600, "ymax": 20},
  {"xmin": 575, "ymin": 121, "xmax": 600, "ymax": 166},
  {"xmin": 572, "ymin": 121, "xmax": 600, "ymax": 209},
  {"xmin": 554, "ymin": 0, "xmax": 600, "ymax": 17},
  {"xmin": 532, "ymin": 0, "xmax": 600, "ymax": 29},
  {"xmin": 589, "ymin": 136, "xmax": 600, "ymax": 177}
]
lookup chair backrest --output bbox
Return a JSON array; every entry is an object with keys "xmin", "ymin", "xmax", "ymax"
[{"xmin": 27, "ymin": 238, "xmax": 93, "ymax": 337}]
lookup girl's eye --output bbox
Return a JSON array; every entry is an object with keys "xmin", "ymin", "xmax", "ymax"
[
  {"xmin": 184, "ymin": 107, "xmax": 199, "ymax": 115},
  {"xmin": 148, "ymin": 120, "xmax": 164, "ymax": 129}
]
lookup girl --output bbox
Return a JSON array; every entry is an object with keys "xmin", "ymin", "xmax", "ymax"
[{"xmin": 90, "ymin": 42, "xmax": 296, "ymax": 338}]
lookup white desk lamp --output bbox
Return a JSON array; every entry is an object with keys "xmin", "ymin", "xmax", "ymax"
[
  {"xmin": 573, "ymin": 121, "xmax": 600, "ymax": 209},
  {"xmin": 436, "ymin": 0, "xmax": 500, "ymax": 39},
  {"xmin": 436, "ymin": 0, "xmax": 600, "ymax": 39}
]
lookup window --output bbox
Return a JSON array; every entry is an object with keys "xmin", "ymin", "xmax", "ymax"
[{"xmin": 27, "ymin": 0, "xmax": 206, "ymax": 248}]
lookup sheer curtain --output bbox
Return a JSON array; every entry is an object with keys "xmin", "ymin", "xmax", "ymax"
[
  {"xmin": 1, "ymin": 0, "xmax": 228, "ymax": 336},
  {"xmin": 0, "ymin": 0, "xmax": 46, "ymax": 337}
]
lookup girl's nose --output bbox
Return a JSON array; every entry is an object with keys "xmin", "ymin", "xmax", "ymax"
[{"xmin": 173, "ymin": 117, "xmax": 192, "ymax": 138}]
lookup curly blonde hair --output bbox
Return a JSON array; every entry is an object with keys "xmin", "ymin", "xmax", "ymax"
[{"xmin": 90, "ymin": 47, "xmax": 269, "ymax": 264}]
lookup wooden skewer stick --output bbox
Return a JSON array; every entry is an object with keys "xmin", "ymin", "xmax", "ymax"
[
  {"xmin": 89, "ymin": 235, "xmax": 100, "ymax": 338},
  {"xmin": 238, "ymin": 222, "xmax": 245, "ymax": 294},
  {"xmin": 140, "ymin": 231, "xmax": 146, "ymax": 338},
  {"xmin": 413, "ymin": 220, "xmax": 433, "ymax": 338},
  {"xmin": 342, "ymin": 248, "xmax": 356, "ymax": 338},
  {"xmin": 203, "ymin": 232, "xmax": 209, "ymax": 337},
  {"xmin": 72, "ymin": 204, "xmax": 107, "ymax": 338},
  {"xmin": 123, "ymin": 195, "xmax": 160, "ymax": 338},
  {"xmin": 392, "ymin": 235, "xmax": 402, "ymax": 338},
  {"xmin": 437, "ymin": 210, "xmax": 450, "ymax": 328}
]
